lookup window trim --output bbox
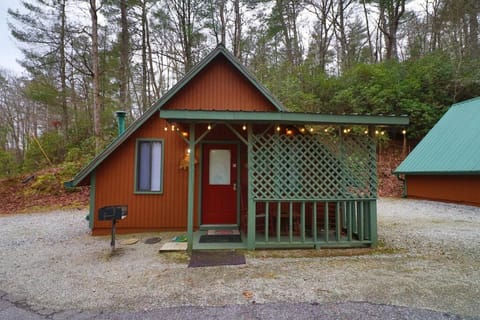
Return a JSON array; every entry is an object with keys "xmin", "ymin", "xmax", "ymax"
[{"xmin": 134, "ymin": 138, "xmax": 165, "ymax": 194}]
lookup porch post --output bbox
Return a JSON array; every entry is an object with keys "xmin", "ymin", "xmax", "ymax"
[
  {"xmin": 187, "ymin": 123, "xmax": 196, "ymax": 252},
  {"xmin": 89, "ymin": 171, "xmax": 96, "ymax": 230},
  {"xmin": 368, "ymin": 125, "xmax": 378, "ymax": 246},
  {"xmin": 247, "ymin": 124, "xmax": 255, "ymax": 249},
  {"xmin": 369, "ymin": 200, "xmax": 378, "ymax": 246}
]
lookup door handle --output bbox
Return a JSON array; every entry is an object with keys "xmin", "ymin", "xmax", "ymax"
[{"xmin": 233, "ymin": 182, "xmax": 237, "ymax": 191}]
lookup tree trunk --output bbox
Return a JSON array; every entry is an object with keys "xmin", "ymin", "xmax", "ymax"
[
  {"xmin": 89, "ymin": 0, "xmax": 101, "ymax": 153},
  {"xmin": 146, "ymin": 13, "xmax": 160, "ymax": 100},
  {"xmin": 184, "ymin": 0, "xmax": 194, "ymax": 71},
  {"xmin": 141, "ymin": 0, "xmax": 148, "ymax": 112},
  {"xmin": 336, "ymin": 0, "xmax": 348, "ymax": 71},
  {"xmin": 361, "ymin": 0, "xmax": 374, "ymax": 62},
  {"xmin": 467, "ymin": 3, "xmax": 479, "ymax": 57},
  {"xmin": 119, "ymin": 0, "xmax": 130, "ymax": 115},
  {"xmin": 377, "ymin": 0, "xmax": 406, "ymax": 60},
  {"xmin": 219, "ymin": 0, "xmax": 226, "ymax": 45},
  {"xmin": 233, "ymin": 0, "xmax": 242, "ymax": 58},
  {"xmin": 59, "ymin": 0, "xmax": 68, "ymax": 137}
]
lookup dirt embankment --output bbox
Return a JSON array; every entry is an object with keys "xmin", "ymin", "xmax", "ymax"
[{"xmin": 0, "ymin": 167, "xmax": 88, "ymax": 214}]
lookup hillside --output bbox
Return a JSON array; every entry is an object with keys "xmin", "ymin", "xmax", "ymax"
[
  {"xmin": 0, "ymin": 168, "xmax": 89, "ymax": 214},
  {"xmin": 377, "ymin": 141, "xmax": 406, "ymax": 197},
  {"xmin": 0, "ymin": 142, "xmax": 405, "ymax": 214}
]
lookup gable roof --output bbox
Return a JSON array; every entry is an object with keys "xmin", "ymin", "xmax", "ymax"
[
  {"xmin": 66, "ymin": 45, "xmax": 409, "ymax": 187},
  {"xmin": 160, "ymin": 45, "xmax": 286, "ymax": 112},
  {"xmin": 395, "ymin": 97, "xmax": 480, "ymax": 175},
  {"xmin": 66, "ymin": 45, "xmax": 285, "ymax": 187}
]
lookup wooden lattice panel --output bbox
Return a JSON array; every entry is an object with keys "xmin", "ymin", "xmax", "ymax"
[{"xmin": 251, "ymin": 133, "xmax": 376, "ymax": 201}]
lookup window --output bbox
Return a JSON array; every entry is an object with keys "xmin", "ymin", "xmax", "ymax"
[{"xmin": 136, "ymin": 140, "xmax": 163, "ymax": 193}]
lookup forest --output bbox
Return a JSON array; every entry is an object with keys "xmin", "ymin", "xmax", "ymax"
[{"xmin": 0, "ymin": 0, "xmax": 479, "ymax": 179}]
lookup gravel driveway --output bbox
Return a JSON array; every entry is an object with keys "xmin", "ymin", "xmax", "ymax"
[{"xmin": 0, "ymin": 198, "xmax": 479, "ymax": 318}]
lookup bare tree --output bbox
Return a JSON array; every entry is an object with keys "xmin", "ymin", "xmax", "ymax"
[
  {"xmin": 8, "ymin": 0, "xmax": 70, "ymax": 137},
  {"xmin": 305, "ymin": 0, "xmax": 336, "ymax": 72},
  {"xmin": 233, "ymin": 0, "xmax": 242, "ymax": 57},
  {"xmin": 119, "ymin": 0, "xmax": 131, "ymax": 115},
  {"xmin": 374, "ymin": 0, "xmax": 408, "ymax": 60},
  {"xmin": 271, "ymin": 0, "xmax": 303, "ymax": 66},
  {"xmin": 89, "ymin": 0, "xmax": 101, "ymax": 152},
  {"xmin": 166, "ymin": 0, "xmax": 203, "ymax": 72}
]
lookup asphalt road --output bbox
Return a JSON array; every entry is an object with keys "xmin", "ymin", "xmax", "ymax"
[{"xmin": 1, "ymin": 290, "xmax": 474, "ymax": 320}]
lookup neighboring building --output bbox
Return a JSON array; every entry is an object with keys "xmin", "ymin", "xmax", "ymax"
[
  {"xmin": 395, "ymin": 97, "xmax": 480, "ymax": 206},
  {"xmin": 66, "ymin": 45, "xmax": 408, "ymax": 250}
]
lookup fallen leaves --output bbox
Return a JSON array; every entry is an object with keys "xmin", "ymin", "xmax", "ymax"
[
  {"xmin": 242, "ymin": 290, "xmax": 254, "ymax": 300},
  {"xmin": 0, "ymin": 169, "xmax": 88, "ymax": 214},
  {"xmin": 378, "ymin": 142, "xmax": 406, "ymax": 197}
]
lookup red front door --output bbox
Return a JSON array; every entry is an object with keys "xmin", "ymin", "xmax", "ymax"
[{"xmin": 202, "ymin": 143, "xmax": 238, "ymax": 225}]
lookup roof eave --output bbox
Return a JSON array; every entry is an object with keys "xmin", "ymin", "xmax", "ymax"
[
  {"xmin": 394, "ymin": 170, "xmax": 480, "ymax": 175},
  {"xmin": 159, "ymin": 110, "xmax": 410, "ymax": 126}
]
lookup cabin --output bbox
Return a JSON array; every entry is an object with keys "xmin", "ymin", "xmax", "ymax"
[
  {"xmin": 395, "ymin": 97, "xmax": 480, "ymax": 206},
  {"xmin": 66, "ymin": 45, "xmax": 408, "ymax": 250}
]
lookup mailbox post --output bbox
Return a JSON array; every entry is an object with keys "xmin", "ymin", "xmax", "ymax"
[{"xmin": 98, "ymin": 206, "xmax": 128, "ymax": 251}]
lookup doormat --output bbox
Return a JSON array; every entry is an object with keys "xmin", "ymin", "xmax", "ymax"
[
  {"xmin": 199, "ymin": 234, "xmax": 242, "ymax": 243},
  {"xmin": 188, "ymin": 251, "xmax": 246, "ymax": 268},
  {"xmin": 207, "ymin": 229, "xmax": 240, "ymax": 236}
]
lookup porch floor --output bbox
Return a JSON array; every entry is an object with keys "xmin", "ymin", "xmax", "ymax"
[
  {"xmin": 192, "ymin": 230, "xmax": 371, "ymax": 250},
  {"xmin": 193, "ymin": 230, "xmax": 248, "ymax": 250}
]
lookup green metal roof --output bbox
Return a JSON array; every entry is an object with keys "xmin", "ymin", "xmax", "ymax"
[
  {"xmin": 160, "ymin": 110, "xmax": 409, "ymax": 126},
  {"xmin": 395, "ymin": 97, "xmax": 480, "ymax": 175}
]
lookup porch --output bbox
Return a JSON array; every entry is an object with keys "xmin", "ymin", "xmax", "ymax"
[
  {"xmin": 193, "ymin": 199, "xmax": 375, "ymax": 250},
  {"xmin": 160, "ymin": 110, "xmax": 408, "ymax": 251}
]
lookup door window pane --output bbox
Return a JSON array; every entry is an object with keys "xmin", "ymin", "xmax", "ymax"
[{"xmin": 209, "ymin": 149, "xmax": 230, "ymax": 185}]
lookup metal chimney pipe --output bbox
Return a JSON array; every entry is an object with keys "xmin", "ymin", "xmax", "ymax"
[{"xmin": 115, "ymin": 111, "xmax": 127, "ymax": 135}]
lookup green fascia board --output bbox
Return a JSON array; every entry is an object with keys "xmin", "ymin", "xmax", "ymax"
[
  {"xmin": 395, "ymin": 97, "xmax": 480, "ymax": 175},
  {"xmin": 160, "ymin": 110, "xmax": 409, "ymax": 126}
]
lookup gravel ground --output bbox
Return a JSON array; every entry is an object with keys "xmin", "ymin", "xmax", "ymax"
[{"xmin": 0, "ymin": 198, "xmax": 479, "ymax": 318}]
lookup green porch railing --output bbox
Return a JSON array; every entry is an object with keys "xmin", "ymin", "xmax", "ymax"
[
  {"xmin": 250, "ymin": 199, "xmax": 376, "ymax": 248},
  {"xmin": 246, "ymin": 130, "xmax": 377, "ymax": 249}
]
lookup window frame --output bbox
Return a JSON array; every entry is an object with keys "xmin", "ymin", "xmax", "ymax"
[{"xmin": 134, "ymin": 138, "xmax": 165, "ymax": 194}]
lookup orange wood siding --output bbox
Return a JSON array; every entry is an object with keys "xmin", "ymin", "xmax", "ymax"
[
  {"xmin": 163, "ymin": 55, "xmax": 278, "ymax": 112},
  {"xmin": 406, "ymin": 175, "xmax": 480, "ymax": 206},
  {"xmin": 92, "ymin": 115, "xmax": 200, "ymax": 235}
]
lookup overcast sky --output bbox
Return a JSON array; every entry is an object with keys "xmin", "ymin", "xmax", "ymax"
[
  {"xmin": 0, "ymin": 0, "xmax": 24, "ymax": 75},
  {"xmin": 0, "ymin": 0, "xmax": 424, "ymax": 77}
]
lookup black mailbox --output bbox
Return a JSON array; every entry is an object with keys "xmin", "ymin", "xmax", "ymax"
[
  {"xmin": 98, "ymin": 205, "xmax": 128, "ymax": 250},
  {"xmin": 98, "ymin": 206, "xmax": 128, "ymax": 221}
]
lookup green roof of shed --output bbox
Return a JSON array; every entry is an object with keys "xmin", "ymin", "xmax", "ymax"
[{"xmin": 395, "ymin": 97, "xmax": 480, "ymax": 175}]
